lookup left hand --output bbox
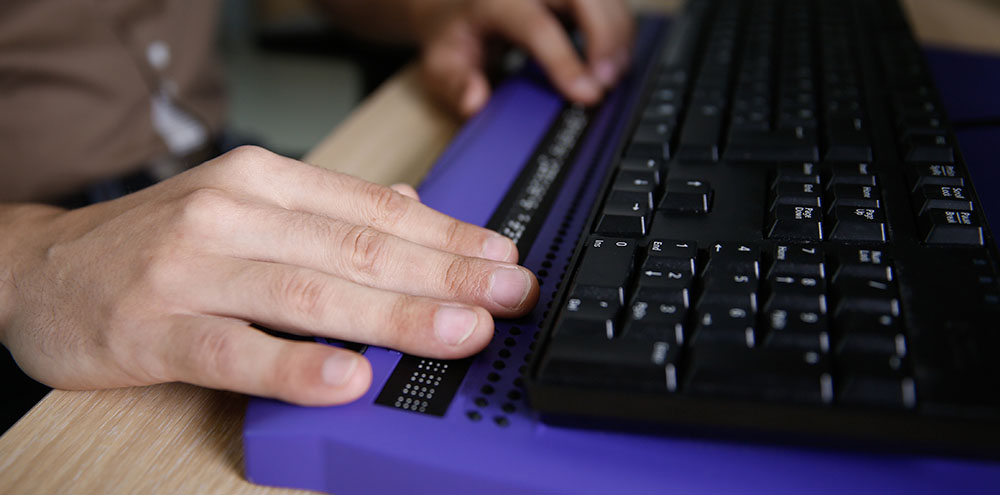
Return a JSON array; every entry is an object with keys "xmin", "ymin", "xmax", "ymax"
[{"xmin": 416, "ymin": 0, "xmax": 635, "ymax": 116}]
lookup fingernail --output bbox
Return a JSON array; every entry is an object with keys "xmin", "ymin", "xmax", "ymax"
[
  {"xmin": 490, "ymin": 266, "xmax": 530, "ymax": 309},
  {"xmin": 570, "ymin": 76, "xmax": 602, "ymax": 101},
  {"xmin": 321, "ymin": 353, "xmax": 358, "ymax": 387},
  {"xmin": 461, "ymin": 82, "xmax": 488, "ymax": 115},
  {"xmin": 593, "ymin": 59, "xmax": 618, "ymax": 87},
  {"xmin": 434, "ymin": 305, "xmax": 478, "ymax": 346},
  {"xmin": 482, "ymin": 234, "xmax": 514, "ymax": 262}
]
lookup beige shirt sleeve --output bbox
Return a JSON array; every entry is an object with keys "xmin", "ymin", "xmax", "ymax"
[{"xmin": 0, "ymin": 0, "xmax": 226, "ymax": 202}]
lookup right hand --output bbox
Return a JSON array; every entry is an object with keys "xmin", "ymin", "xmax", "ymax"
[{"xmin": 0, "ymin": 146, "xmax": 538, "ymax": 405}]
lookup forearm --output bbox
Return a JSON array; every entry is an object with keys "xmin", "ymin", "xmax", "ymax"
[
  {"xmin": 0, "ymin": 203, "xmax": 66, "ymax": 342},
  {"xmin": 319, "ymin": 0, "xmax": 458, "ymax": 43}
]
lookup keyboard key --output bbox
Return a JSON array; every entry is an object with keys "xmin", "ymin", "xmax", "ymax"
[
  {"xmin": 606, "ymin": 190, "xmax": 654, "ymax": 212},
  {"xmin": 685, "ymin": 347, "xmax": 834, "ymax": 404},
  {"xmin": 837, "ymin": 354, "xmax": 916, "ymax": 409},
  {"xmin": 769, "ymin": 244, "xmax": 826, "ymax": 278},
  {"xmin": 658, "ymin": 179, "xmax": 713, "ymax": 213},
  {"xmin": 540, "ymin": 337, "xmax": 681, "ymax": 392},
  {"xmin": 765, "ymin": 275, "xmax": 828, "ymax": 314},
  {"xmin": 919, "ymin": 210, "xmax": 985, "ymax": 246},
  {"xmin": 704, "ymin": 242, "xmax": 760, "ymax": 277},
  {"xmin": 595, "ymin": 211, "xmax": 647, "ymax": 237},
  {"xmin": 773, "ymin": 181, "xmax": 822, "ymax": 208},
  {"xmin": 677, "ymin": 103, "xmax": 725, "ymax": 162},
  {"xmin": 905, "ymin": 163, "xmax": 965, "ymax": 191},
  {"xmin": 828, "ymin": 162, "xmax": 877, "ymax": 187},
  {"xmin": 834, "ymin": 313, "xmax": 906, "ymax": 357},
  {"xmin": 637, "ymin": 258, "xmax": 694, "ymax": 290},
  {"xmin": 828, "ymin": 206, "xmax": 887, "ymax": 242},
  {"xmin": 835, "ymin": 263, "xmax": 894, "ymax": 284},
  {"xmin": 699, "ymin": 272, "xmax": 759, "ymax": 310},
  {"xmin": 775, "ymin": 162, "xmax": 821, "ymax": 184},
  {"xmin": 633, "ymin": 121, "xmax": 673, "ymax": 145},
  {"xmin": 830, "ymin": 184, "xmax": 881, "ymax": 209},
  {"xmin": 762, "ymin": 309, "xmax": 831, "ymax": 353},
  {"xmin": 767, "ymin": 205, "xmax": 823, "ymax": 241},
  {"xmin": 914, "ymin": 184, "xmax": 974, "ymax": 213},
  {"xmin": 834, "ymin": 279, "xmax": 901, "ymax": 317},
  {"xmin": 645, "ymin": 239, "xmax": 698, "ymax": 276},
  {"xmin": 618, "ymin": 156, "xmax": 663, "ymax": 173},
  {"xmin": 574, "ymin": 237, "xmax": 637, "ymax": 300},
  {"xmin": 824, "ymin": 115, "xmax": 873, "ymax": 161},
  {"xmin": 726, "ymin": 127, "xmax": 819, "ymax": 162},
  {"xmin": 692, "ymin": 304, "xmax": 758, "ymax": 348},
  {"xmin": 623, "ymin": 290, "xmax": 689, "ymax": 345},
  {"xmin": 614, "ymin": 170, "xmax": 660, "ymax": 194},
  {"xmin": 902, "ymin": 134, "xmax": 954, "ymax": 163}
]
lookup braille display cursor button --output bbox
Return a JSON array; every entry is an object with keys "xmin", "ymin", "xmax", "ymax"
[
  {"xmin": 659, "ymin": 179, "xmax": 713, "ymax": 213},
  {"xmin": 767, "ymin": 205, "xmax": 823, "ymax": 241}
]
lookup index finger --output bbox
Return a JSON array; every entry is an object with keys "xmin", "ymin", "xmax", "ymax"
[
  {"xmin": 203, "ymin": 147, "xmax": 519, "ymax": 264},
  {"xmin": 474, "ymin": 0, "xmax": 603, "ymax": 104},
  {"xmin": 562, "ymin": 0, "xmax": 635, "ymax": 85}
]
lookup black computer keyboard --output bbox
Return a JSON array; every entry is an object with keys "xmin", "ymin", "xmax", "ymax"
[{"xmin": 527, "ymin": 0, "xmax": 1000, "ymax": 455}]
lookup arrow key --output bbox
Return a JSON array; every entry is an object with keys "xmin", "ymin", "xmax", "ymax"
[
  {"xmin": 638, "ymin": 258, "xmax": 695, "ymax": 291},
  {"xmin": 659, "ymin": 179, "xmax": 713, "ymax": 214}
]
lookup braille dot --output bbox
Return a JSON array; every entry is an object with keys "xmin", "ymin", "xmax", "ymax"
[
  {"xmin": 518, "ymin": 365, "xmax": 527, "ymax": 374},
  {"xmin": 493, "ymin": 360, "xmax": 506, "ymax": 370},
  {"xmin": 499, "ymin": 349, "xmax": 511, "ymax": 358},
  {"xmin": 481, "ymin": 385, "xmax": 495, "ymax": 395},
  {"xmin": 541, "ymin": 261, "xmax": 552, "ymax": 269},
  {"xmin": 488, "ymin": 372, "xmax": 500, "ymax": 382},
  {"xmin": 467, "ymin": 411, "xmax": 482, "ymax": 421},
  {"xmin": 546, "ymin": 253, "xmax": 556, "ymax": 260},
  {"xmin": 507, "ymin": 390, "xmax": 522, "ymax": 400},
  {"xmin": 475, "ymin": 397, "xmax": 488, "ymax": 407},
  {"xmin": 510, "ymin": 327, "xmax": 522, "ymax": 336},
  {"xmin": 494, "ymin": 416, "xmax": 510, "ymax": 427},
  {"xmin": 538, "ymin": 269, "xmax": 549, "ymax": 277},
  {"xmin": 524, "ymin": 353, "xmax": 533, "ymax": 363},
  {"xmin": 529, "ymin": 342, "xmax": 536, "ymax": 351},
  {"xmin": 513, "ymin": 377, "xmax": 525, "ymax": 388},
  {"xmin": 553, "ymin": 236, "xmax": 563, "ymax": 244},
  {"xmin": 504, "ymin": 337, "xmax": 516, "ymax": 347},
  {"xmin": 502, "ymin": 403, "xmax": 516, "ymax": 413}
]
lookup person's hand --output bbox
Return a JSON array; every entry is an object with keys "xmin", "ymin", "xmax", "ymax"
[
  {"xmin": 417, "ymin": 0, "xmax": 635, "ymax": 116},
  {"xmin": 0, "ymin": 146, "xmax": 538, "ymax": 405}
]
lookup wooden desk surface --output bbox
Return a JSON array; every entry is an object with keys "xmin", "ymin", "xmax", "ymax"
[{"xmin": 2, "ymin": 1, "xmax": 998, "ymax": 493}]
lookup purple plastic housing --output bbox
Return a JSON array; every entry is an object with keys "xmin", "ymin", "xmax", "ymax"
[{"xmin": 244, "ymin": 19, "xmax": 1000, "ymax": 494}]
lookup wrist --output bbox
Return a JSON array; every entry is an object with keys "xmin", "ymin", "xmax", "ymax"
[{"xmin": 0, "ymin": 203, "xmax": 66, "ymax": 342}]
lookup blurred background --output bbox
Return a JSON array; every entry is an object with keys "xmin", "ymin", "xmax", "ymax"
[{"xmin": 219, "ymin": 0, "xmax": 414, "ymax": 158}]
